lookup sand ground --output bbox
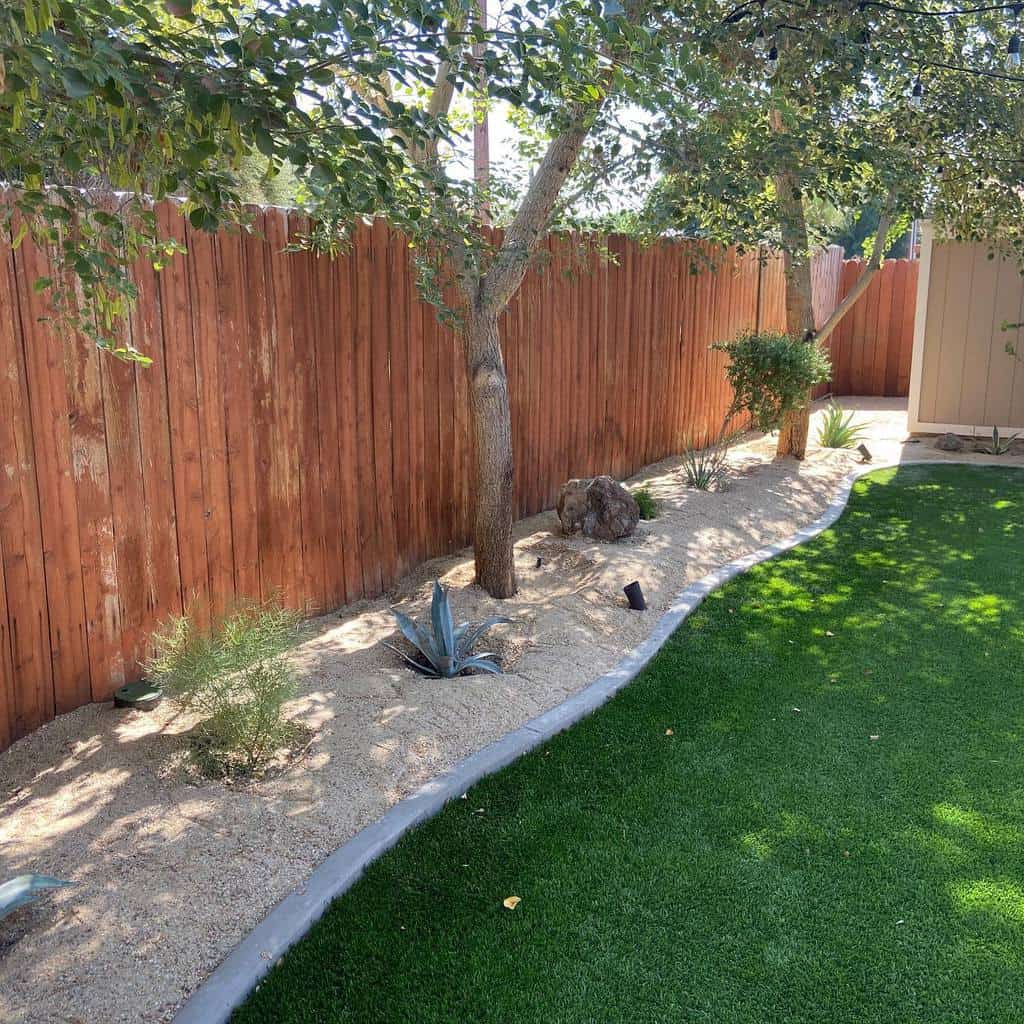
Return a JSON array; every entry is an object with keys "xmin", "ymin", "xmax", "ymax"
[{"xmin": 2, "ymin": 398, "xmax": 1021, "ymax": 1024}]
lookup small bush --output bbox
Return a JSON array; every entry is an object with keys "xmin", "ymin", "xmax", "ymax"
[
  {"xmin": 681, "ymin": 430, "xmax": 739, "ymax": 490},
  {"xmin": 632, "ymin": 486, "xmax": 658, "ymax": 519},
  {"xmin": 817, "ymin": 402, "xmax": 869, "ymax": 449},
  {"xmin": 146, "ymin": 602, "xmax": 305, "ymax": 777},
  {"xmin": 713, "ymin": 331, "xmax": 831, "ymax": 433}
]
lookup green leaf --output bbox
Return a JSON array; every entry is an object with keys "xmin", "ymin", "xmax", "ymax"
[
  {"xmin": 253, "ymin": 126, "xmax": 275, "ymax": 158},
  {"xmin": 61, "ymin": 69, "xmax": 94, "ymax": 99}
]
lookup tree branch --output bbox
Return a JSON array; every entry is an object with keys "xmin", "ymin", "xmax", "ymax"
[
  {"xmin": 480, "ymin": 109, "xmax": 598, "ymax": 314},
  {"xmin": 814, "ymin": 194, "xmax": 897, "ymax": 347}
]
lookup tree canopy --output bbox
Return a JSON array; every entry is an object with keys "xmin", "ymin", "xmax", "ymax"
[
  {"xmin": 3, "ymin": 0, "xmax": 646, "ymax": 354},
  {"xmin": 640, "ymin": 2, "xmax": 1024, "ymax": 261}
]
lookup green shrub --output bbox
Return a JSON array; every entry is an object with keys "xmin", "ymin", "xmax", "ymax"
[
  {"xmin": 631, "ymin": 486, "xmax": 658, "ymax": 519},
  {"xmin": 146, "ymin": 602, "xmax": 305, "ymax": 777},
  {"xmin": 713, "ymin": 331, "xmax": 831, "ymax": 433},
  {"xmin": 680, "ymin": 429, "xmax": 742, "ymax": 490},
  {"xmin": 817, "ymin": 402, "xmax": 869, "ymax": 449}
]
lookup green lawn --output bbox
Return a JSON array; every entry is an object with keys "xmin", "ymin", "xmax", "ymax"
[{"xmin": 236, "ymin": 465, "xmax": 1024, "ymax": 1024}]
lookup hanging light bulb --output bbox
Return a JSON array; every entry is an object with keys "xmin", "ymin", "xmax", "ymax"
[
  {"xmin": 909, "ymin": 77, "xmax": 923, "ymax": 109},
  {"xmin": 1007, "ymin": 34, "xmax": 1021, "ymax": 70},
  {"xmin": 754, "ymin": 27, "xmax": 768, "ymax": 54},
  {"xmin": 766, "ymin": 45, "xmax": 779, "ymax": 78}
]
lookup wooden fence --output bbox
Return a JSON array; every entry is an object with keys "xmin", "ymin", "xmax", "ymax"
[
  {"xmin": 826, "ymin": 258, "xmax": 919, "ymax": 397},
  {"xmin": 0, "ymin": 204, "xmax": 849, "ymax": 750}
]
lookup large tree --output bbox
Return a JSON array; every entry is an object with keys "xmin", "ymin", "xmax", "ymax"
[
  {"xmin": 643, "ymin": 0, "xmax": 1024, "ymax": 456},
  {"xmin": 313, "ymin": 2, "xmax": 710, "ymax": 597}
]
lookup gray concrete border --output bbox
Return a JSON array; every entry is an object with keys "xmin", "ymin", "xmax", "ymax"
[{"xmin": 174, "ymin": 458, "xmax": 1011, "ymax": 1022}]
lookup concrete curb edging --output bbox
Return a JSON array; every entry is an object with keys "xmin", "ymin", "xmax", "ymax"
[{"xmin": 173, "ymin": 458, "xmax": 1003, "ymax": 1023}]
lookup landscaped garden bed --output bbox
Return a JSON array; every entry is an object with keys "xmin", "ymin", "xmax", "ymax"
[
  {"xmin": 237, "ymin": 462, "xmax": 1024, "ymax": 1023},
  {"xmin": 2, "ymin": 401, "xmax": 1021, "ymax": 1023}
]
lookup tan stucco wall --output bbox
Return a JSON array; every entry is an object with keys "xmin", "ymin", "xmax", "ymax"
[{"xmin": 909, "ymin": 225, "xmax": 1024, "ymax": 434}]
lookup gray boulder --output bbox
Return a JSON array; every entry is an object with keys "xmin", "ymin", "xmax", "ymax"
[
  {"xmin": 557, "ymin": 476, "xmax": 640, "ymax": 541},
  {"xmin": 934, "ymin": 432, "xmax": 964, "ymax": 452}
]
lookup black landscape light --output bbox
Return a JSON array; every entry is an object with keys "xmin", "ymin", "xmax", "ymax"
[{"xmin": 624, "ymin": 581, "xmax": 646, "ymax": 611}]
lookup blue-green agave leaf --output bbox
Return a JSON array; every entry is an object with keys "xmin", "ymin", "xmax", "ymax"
[
  {"xmin": 391, "ymin": 608, "xmax": 440, "ymax": 668},
  {"xmin": 430, "ymin": 582, "xmax": 455, "ymax": 660},
  {"xmin": 458, "ymin": 655, "xmax": 503, "ymax": 675},
  {"xmin": 456, "ymin": 616, "xmax": 512, "ymax": 658},
  {"xmin": 0, "ymin": 874, "xmax": 75, "ymax": 921},
  {"xmin": 382, "ymin": 641, "xmax": 439, "ymax": 677}
]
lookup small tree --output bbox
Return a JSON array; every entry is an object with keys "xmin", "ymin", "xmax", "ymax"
[
  {"xmin": 315, "ymin": 1, "xmax": 696, "ymax": 597},
  {"xmin": 645, "ymin": 2, "xmax": 1024, "ymax": 457}
]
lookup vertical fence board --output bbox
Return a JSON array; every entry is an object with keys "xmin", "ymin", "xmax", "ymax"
[
  {"xmin": 334, "ymin": 247, "xmax": 364, "ymax": 606},
  {"xmin": 0, "ymin": 546, "xmax": 13, "ymax": 749},
  {"xmin": 287, "ymin": 216, "xmax": 327, "ymax": 613},
  {"xmin": 312, "ymin": 240, "xmax": 344, "ymax": 611},
  {"xmin": 216, "ymin": 227, "xmax": 260, "ymax": 604},
  {"xmin": 158, "ymin": 203, "xmax": 210, "ymax": 624},
  {"xmin": 186, "ymin": 224, "xmax": 236, "ymax": 621},
  {"xmin": 16, "ymin": 221, "xmax": 92, "ymax": 715},
  {"xmin": 0, "ymin": 232, "xmax": 52, "ymax": 737},
  {"xmin": 99, "ymin": 340, "xmax": 146, "ymax": 684},
  {"xmin": 352, "ymin": 222, "xmax": 383, "ymax": 596},
  {"xmin": 265, "ymin": 209, "xmax": 306, "ymax": 608},
  {"xmin": 130, "ymin": 245, "xmax": 183, "ymax": 647}
]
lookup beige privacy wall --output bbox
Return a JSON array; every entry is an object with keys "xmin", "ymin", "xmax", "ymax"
[{"xmin": 909, "ymin": 223, "xmax": 1024, "ymax": 433}]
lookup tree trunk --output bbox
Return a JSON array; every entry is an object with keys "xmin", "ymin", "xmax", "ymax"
[
  {"xmin": 775, "ymin": 243, "xmax": 816, "ymax": 459},
  {"xmin": 465, "ymin": 114, "xmax": 594, "ymax": 598},
  {"xmin": 774, "ymin": 189, "xmax": 896, "ymax": 458},
  {"xmin": 770, "ymin": 139, "xmax": 816, "ymax": 460},
  {"xmin": 465, "ymin": 311, "xmax": 516, "ymax": 598},
  {"xmin": 411, "ymin": 8, "xmax": 632, "ymax": 599}
]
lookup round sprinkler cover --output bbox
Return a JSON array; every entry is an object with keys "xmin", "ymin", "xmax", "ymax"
[{"xmin": 114, "ymin": 680, "xmax": 163, "ymax": 711}]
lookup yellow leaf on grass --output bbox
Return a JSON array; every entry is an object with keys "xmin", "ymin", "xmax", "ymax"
[{"xmin": 503, "ymin": 896, "xmax": 521, "ymax": 910}]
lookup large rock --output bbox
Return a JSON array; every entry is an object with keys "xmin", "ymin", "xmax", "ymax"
[
  {"xmin": 557, "ymin": 475, "xmax": 640, "ymax": 541},
  {"xmin": 934, "ymin": 432, "xmax": 964, "ymax": 452}
]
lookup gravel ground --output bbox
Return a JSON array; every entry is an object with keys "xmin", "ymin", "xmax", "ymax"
[{"xmin": 2, "ymin": 398, "xmax": 1021, "ymax": 1024}]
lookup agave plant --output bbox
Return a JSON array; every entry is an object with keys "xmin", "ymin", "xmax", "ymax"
[
  {"xmin": 386, "ymin": 582, "xmax": 511, "ymax": 677},
  {"xmin": 978, "ymin": 426, "xmax": 1019, "ymax": 455},
  {"xmin": 1, "ymin": 874, "xmax": 74, "ymax": 922},
  {"xmin": 817, "ymin": 402, "xmax": 869, "ymax": 449}
]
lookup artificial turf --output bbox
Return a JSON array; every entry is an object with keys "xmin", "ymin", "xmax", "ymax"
[{"xmin": 236, "ymin": 465, "xmax": 1024, "ymax": 1024}]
